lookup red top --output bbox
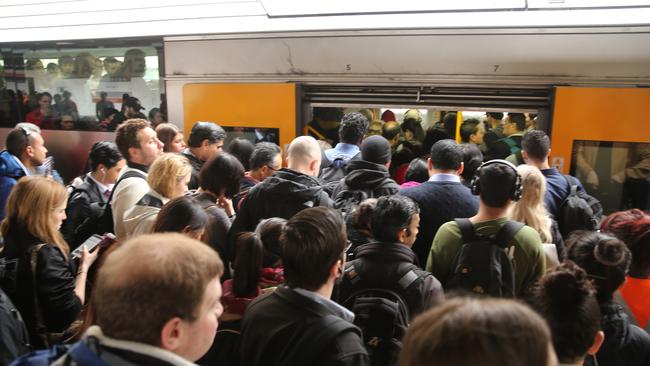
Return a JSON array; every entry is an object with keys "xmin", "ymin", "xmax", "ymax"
[
  {"xmin": 222, "ymin": 267, "xmax": 284, "ymax": 317},
  {"xmin": 26, "ymin": 109, "xmax": 56, "ymax": 130},
  {"xmin": 620, "ymin": 275, "xmax": 650, "ymax": 329}
]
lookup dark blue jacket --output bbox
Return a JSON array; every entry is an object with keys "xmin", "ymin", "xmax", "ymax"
[
  {"xmin": 399, "ymin": 180, "xmax": 479, "ymax": 266},
  {"xmin": 541, "ymin": 168, "xmax": 584, "ymax": 218},
  {"xmin": 0, "ymin": 151, "xmax": 27, "ymax": 220}
]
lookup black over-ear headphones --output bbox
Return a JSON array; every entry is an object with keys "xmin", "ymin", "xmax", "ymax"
[{"xmin": 470, "ymin": 159, "xmax": 523, "ymax": 201}]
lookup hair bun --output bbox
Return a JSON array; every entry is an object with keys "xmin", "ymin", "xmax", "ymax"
[
  {"xmin": 541, "ymin": 261, "xmax": 592, "ymax": 308},
  {"xmin": 593, "ymin": 237, "xmax": 627, "ymax": 267}
]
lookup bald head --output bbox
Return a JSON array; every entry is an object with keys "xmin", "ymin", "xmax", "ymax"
[
  {"xmin": 382, "ymin": 121, "xmax": 401, "ymax": 147},
  {"xmin": 287, "ymin": 136, "xmax": 322, "ymax": 176}
]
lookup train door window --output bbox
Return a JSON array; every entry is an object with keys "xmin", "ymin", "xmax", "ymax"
[
  {"xmin": 0, "ymin": 41, "xmax": 163, "ymax": 131},
  {"xmin": 223, "ymin": 126, "xmax": 280, "ymax": 146},
  {"xmin": 570, "ymin": 140, "xmax": 650, "ymax": 213}
]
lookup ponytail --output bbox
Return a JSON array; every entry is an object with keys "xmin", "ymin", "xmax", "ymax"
[{"xmin": 233, "ymin": 232, "xmax": 263, "ymax": 297}]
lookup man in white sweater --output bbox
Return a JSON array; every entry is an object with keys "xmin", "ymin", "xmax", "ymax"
[{"xmin": 112, "ymin": 118, "xmax": 164, "ymax": 240}]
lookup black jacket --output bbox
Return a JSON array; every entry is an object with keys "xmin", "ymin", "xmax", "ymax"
[
  {"xmin": 229, "ymin": 168, "xmax": 332, "ymax": 241},
  {"xmin": 0, "ymin": 231, "xmax": 81, "ymax": 349},
  {"xmin": 484, "ymin": 134, "xmax": 523, "ymax": 161},
  {"xmin": 191, "ymin": 191, "xmax": 232, "ymax": 278},
  {"xmin": 331, "ymin": 160, "xmax": 400, "ymax": 201},
  {"xmin": 181, "ymin": 149, "xmax": 204, "ymax": 190},
  {"xmin": 337, "ymin": 242, "xmax": 444, "ymax": 318},
  {"xmin": 585, "ymin": 301, "xmax": 650, "ymax": 366},
  {"xmin": 62, "ymin": 175, "xmax": 106, "ymax": 250},
  {"xmin": 240, "ymin": 286, "xmax": 369, "ymax": 366}
]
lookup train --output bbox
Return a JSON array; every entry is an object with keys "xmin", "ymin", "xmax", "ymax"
[{"xmin": 1, "ymin": 1, "xmax": 649, "ymax": 213}]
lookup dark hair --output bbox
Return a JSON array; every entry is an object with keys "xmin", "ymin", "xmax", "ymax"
[
  {"xmin": 282, "ymin": 207, "xmax": 346, "ymax": 291},
  {"xmin": 430, "ymin": 139, "xmax": 462, "ymax": 171},
  {"xmin": 312, "ymin": 107, "xmax": 343, "ymax": 121},
  {"xmin": 478, "ymin": 162, "xmax": 518, "ymax": 208},
  {"xmin": 227, "ymin": 138, "xmax": 255, "ymax": 171},
  {"xmin": 313, "ymin": 107, "xmax": 344, "ymax": 122},
  {"xmin": 371, "ymin": 196, "xmax": 419, "ymax": 242},
  {"xmin": 148, "ymin": 107, "xmax": 162, "ymax": 121},
  {"xmin": 565, "ymin": 231, "xmax": 631, "ymax": 303},
  {"xmin": 401, "ymin": 119, "xmax": 419, "ymax": 135},
  {"xmin": 88, "ymin": 141, "xmax": 123, "ymax": 172},
  {"xmin": 522, "ymin": 130, "xmax": 550, "ymax": 161},
  {"xmin": 232, "ymin": 218, "xmax": 286, "ymax": 297},
  {"xmin": 339, "ymin": 112, "xmax": 369, "ymax": 144},
  {"xmin": 188, "ymin": 122, "xmax": 226, "ymax": 148},
  {"xmin": 382, "ymin": 122, "xmax": 401, "ymax": 141},
  {"xmin": 346, "ymin": 198, "xmax": 378, "ymax": 239},
  {"xmin": 459, "ymin": 143, "xmax": 483, "ymax": 182},
  {"xmin": 250, "ymin": 142, "xmax": 281, "ymax": 171},
  {"xmin": 600, "ymin": 209, "xmax": 650, "ymax": 274},
  {"xmin": 422, "ymin": 127, "xmax": 450, "ymax": 158},
  {"xmin": 532, "ymin": 261, "xmax": 601, "ymax": 364},
  {"xmin": 199, "ymin": 152, "xmax": 245, "ymax": 198},
  {"xmin": 460, "ymin": 119, "xmax": 481, "ymax": 143},
  {"xmin": 404, "ymin": 158, "xmax": 429, "ymax": 183},
  {"xmin": 115, "ymin": 118, "xmax": 149, "ymax": 160},
  {"xmin": 507, "ymin": 113, "xmax": 526, "ymax": 132},
  {"xmin": 486, "ymin": 112, "xmax": 504, "ymax": 120},
  {"xmin": 155, "ymin": 123, "xmax": 181, "ymax": 153},
  {"xmin": 400, "ymin": 297, "xmax": 552, "ymax": 366},
  {"xmin": 153, "ymin": 196, "xmax": 209, "ymax": 235},
  {"xmin": 5, "ymin": 128, "xmax": 30, "ymax": 157},
  {"xmin": 442, "ymin": 112, "xmax": 458, "ymax": 138}
]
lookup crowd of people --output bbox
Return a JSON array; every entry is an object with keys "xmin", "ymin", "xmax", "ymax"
[{"xmin": 0, "ymin": 110, "xmax": 649, "ymax": 366}]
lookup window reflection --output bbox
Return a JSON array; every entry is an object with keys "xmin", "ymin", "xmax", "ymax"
[
  {"xmin": 571, "ymin": 140, "xmax": 650, "ymax": 213},
  {"xmin": 0, "ymin": 46, "xmax": 163, "ymax": 131}
]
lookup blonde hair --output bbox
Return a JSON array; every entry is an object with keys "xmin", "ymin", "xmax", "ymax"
[
  {"xmin": 147, "ymin": 153, "xmax": 192, "ymax": 198},
  {"xmin": 508, "ymin": 165, "xmax": 552, "ymax": 243},
  {"xmin": 0, "ymin": 176, "xmax": 70, "ymax": 259}
]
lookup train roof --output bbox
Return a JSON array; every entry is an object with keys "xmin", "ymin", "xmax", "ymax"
[{"xmin": 2, "ymin": 0, "xmax": 650, "ymax": 44}]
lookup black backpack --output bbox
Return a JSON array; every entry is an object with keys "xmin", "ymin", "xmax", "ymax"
[
  {"xmin": 66, "ymin": 184, "xmax": 108, "ymax": 248},
  {"xmin": 333, "ymin": 187, "xmax": 374, "ymax": 217},
  {"xmin": 319, "ymin": 153, "xmax": 361, "ymax": 195},
  {"xmin": 0, "ymin": 271, "xmax": 31, "ymax": 365},
  {"xmin": 341, "ymin": 262, "xmax": 422, "ymax": 366},
  {"xmin": 557, "ymin": 175, "xmax": 603, "ymax": 238},
  {"xmin": 447, "ymin": 218, "xmax": 524, "ymax": 298},
  {"xmin": 93, "ymin": 170, "xmax": 146, "ymax": 236}
]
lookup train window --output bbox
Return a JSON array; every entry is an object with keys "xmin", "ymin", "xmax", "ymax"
[
  {"xmin": 0, "ymin": 44, "xmax": 163, "ymax": 131},
  {"xmin": 570, "ymin": 140, "xmax": 650, "ymax": 213},
  {"xmin": 223, "ymin": 127, "xmax": 280, "ymax": 146}
]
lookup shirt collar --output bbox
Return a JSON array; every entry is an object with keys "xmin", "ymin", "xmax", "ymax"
[
  {"xmin": 334, "ymin": 143, "xmax": 360, "ymax": 155},
  {"xmin": 87, "ymin": 173, "xmax": 111, "ymax": 195},
  {"xmin": 293, "ymin": 287, "xmax": 355, "ymax": 322},
  {"xmin": 11, "ymin": 154, "xmax": 30, "ymax": 176},
  {"xmin": 428, "ymin": 173, "xmax": 460, "ymax": 183}
]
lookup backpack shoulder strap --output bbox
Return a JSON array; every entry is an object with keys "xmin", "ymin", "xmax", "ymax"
[
  {"xmin": 562, "ymin": 174, "xmax": 578, "ymax": 196},
  {"xmin": 493, "ymin": 221, "xmax": 525, "ymax": 249},
  {"xmin": 276, "ymin": 315, "xmax": 358, "ymax": 366},
  {"xmin": 395, "ymin": 262, "xmax": 424, "ymax": 291},
  {"xmin": 67, "ymin": 340, "xmax": 111, "ymax": 366},
  {"xmin": 106, "ymin": 169, "xmax": 146, "ymax": 204},
  {"xmin": 454, "ymin": 218, "xmax": 476, "ymax": 243}
]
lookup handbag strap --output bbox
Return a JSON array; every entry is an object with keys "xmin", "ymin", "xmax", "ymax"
[{"xmin": 30, "ymin": 243, "xmax": 50, "ymax": 348}]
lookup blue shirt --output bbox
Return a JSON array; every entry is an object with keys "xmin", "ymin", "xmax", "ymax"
[
  {"xmin": 542, "ymin": 168, "xmax": 584, "ymax": 218},
  {"xmin": 324, "ymin": 143, "xmax": 360, "ymax": 163}
]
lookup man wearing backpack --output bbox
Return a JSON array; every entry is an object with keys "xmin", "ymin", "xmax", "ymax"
[
  {"xmin": 399, "ymin": 140, "xmax": 479, "ymax": 267},
  {"xmin": 112, "ymin": 119, "xmax": 163, "ymax": 240},
  {"xmin": 319, "ymin": 112, "xmax": 369, "ymax": 188},
  {"xmin": 239, "ymin": 207, "xmax": 369, "ymax": 366},
  {"xmin": 331, "ymin": 135, "xmax": 400, "ymax": 214},
  {"xmin": 337, "ymin": 195, "xmax": 443, "ymax": 365},
  {"xmin": 427, "ymin": 160, "xmax": 545, "ymax": 297}
]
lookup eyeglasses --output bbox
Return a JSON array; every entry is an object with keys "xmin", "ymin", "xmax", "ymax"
[
  {"xmin": 266, "ymin": 165, "xmax": 280, "ymax": 172},
  {"xmin": 18, "ymin": 126, "xmax": 32, "ymax": 137}
]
